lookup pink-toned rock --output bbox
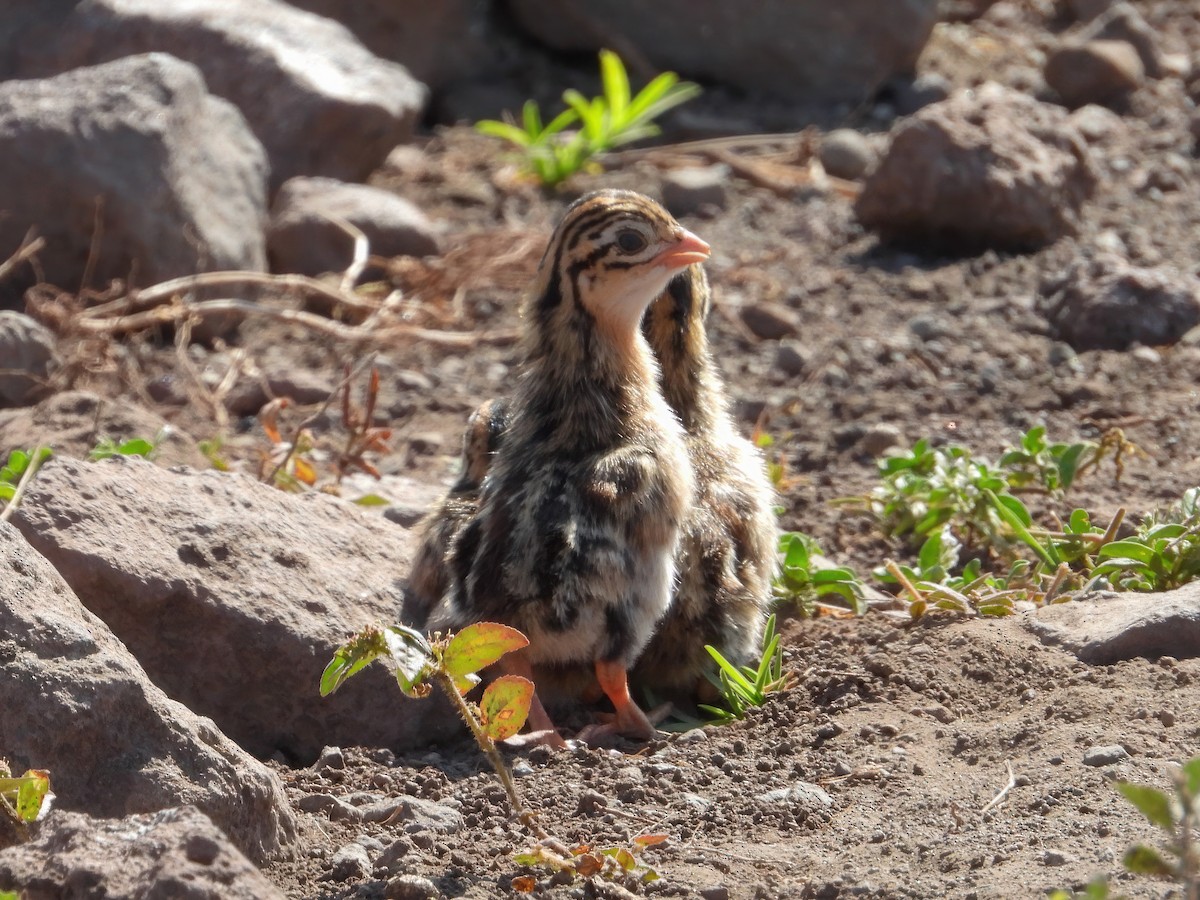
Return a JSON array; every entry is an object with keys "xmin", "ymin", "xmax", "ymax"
[
  {"xmin": 0, "ymin": 807, "xmax": 286, "ymax": 899},
  {"xmin": 0, "ymin": 523, "xmax": 296, "ymax": 862},
  {"xmin": 856, "ymin": 84, "xmax": 1097, "ymax": 250},
  {"xmin": 11, "ymin": 455, "xmax": 459, "ymax": 763},
  {"xmin": 5, "ymin": 0, "xmax": 426, "ymax": 188},
  {"xmin": 0, "ymin": 53, "xmax": 267, "ymax": 303},
  {"xmin": 1045, "ymin": 39, "xmax": 1144, "ymax": 108}
]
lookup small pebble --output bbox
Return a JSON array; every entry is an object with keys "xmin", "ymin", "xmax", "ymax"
[
  {"xmin": 314, "ymin": 746, "xmax": 345, "ymax": 772},
  {"xmin": 661, "ymin": 165, "xmax": 730, "ymax": 216},
  {"xmin": 742, "ymin": 300, "xmax": 801, "ymax": 340},
  {"xmin": 699, "ymin": 886, "xmax": 731, "ymax": 900},
  {"xmin": 328, "ymin": 842, "xmax": 371, "ymax": 881},
  {"xmin": 1042, "ymin": 849, "xmax": 1071, "ymax": 867},
  {"xmin": 386, "ymin": 874, "xmax": 440, "ymax": 900},
  {"xmin": 1083, "ymin": 744, "xmax": 1130, "ymax": 767},
  {"xmin": 818, "ymin": 129, "xmax": 876, "ymax": 180}
]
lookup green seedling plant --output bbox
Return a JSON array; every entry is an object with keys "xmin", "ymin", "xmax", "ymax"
[
  {"xmin": 477, "ymin": 49, "xmax": 700, "ymax": 186},
  {"xmin": 773, "ymin": 531, "xmax": 866, "ymax": 617},
  {"xmin": 1093, "ymin": 487, "xmax": 1200, "ymax": 592},
  {"xmin": 998, "ymin": 425, "xmax": 1094, "ymax": 494},
  {"xmin": 1115, "ymin": 755, "xmax": 1199, "ymax": 899},
  {"xmin": 0, "ymin": 760, "xmax": 52, "ymax": 825},
  {"xmin": 321, "ymin": 622, "xmax": 669, "ymax": 891},
  {"xmin": 700, "ymin": 614, "xmax": 796, "ymax": 725},
  {"xmin": 321, "ymin": 622, "xmax": 541, "ymax": 836},
  {"xmin": 89, "ymin": 435, "xmax": 158, "ymax": 461}
]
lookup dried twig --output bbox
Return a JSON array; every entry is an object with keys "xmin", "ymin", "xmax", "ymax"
[
  {"xmin": 0, "ymin": 230, "xmax": 46, "ymax": 284},
  {"xmin": 74, "ymin": 296, "xmax": 518, "ymax": 348},
  {"xmin": 981, "ymin": 759, "xmax": 1017, "ymax": 814}
]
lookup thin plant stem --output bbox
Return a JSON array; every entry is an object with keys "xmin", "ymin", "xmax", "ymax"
[{"xmin": 430, "ymin": 670, "xmax": 548, "ymax": 841}]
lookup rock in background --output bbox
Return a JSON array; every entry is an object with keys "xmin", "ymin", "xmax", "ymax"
[
  {"xmin": 11, "ymin": 456, "xmax": 460, "ymax": 763},
  {"xmin": 2, "ymin": 0, "xmax": 426, "ymax": 189},
  {"xmin": 0, "ymin": 53, "xmax": 267, "ymax": 303},
  {"xmin": 506, "ymin": 0, "xmax": 938, "ymax": 106},
  {"xmin": 855, "ymin": 84, "xmax": 1098, "ymax": 250},
  {"xmin": 0, "ymin": 312, "xmax": 58, "ymax": 407},
  {"xmin": 1039, "ymin": 252, "xmax": 1200, "ymax": 351},
  {"xmin": 268, "ymin": 177, "xmax": 442, "ymax": 278},
  {"xmin": 0, "ymin": 522, "xmax": 297, "ymax": 863}
]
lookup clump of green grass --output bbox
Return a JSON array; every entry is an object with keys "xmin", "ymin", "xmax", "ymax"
[
  {"xmin": 700, "ymin": 614, "xmax": 795, "ymax": 724},
  {"xmin": 476, "ymin": 49, "xmax": 700, "ymax": 187},
  {"xmin": 0, "ymin": 447, "xmax": 52, "ymax": 522}
]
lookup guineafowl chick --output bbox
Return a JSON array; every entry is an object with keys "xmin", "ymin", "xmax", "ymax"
[
  {"xmin": 403, "ymin": 398, "xmax": 508, "ymax": 629},
  {"xmin": 631, "ymin": 263, "xmax": 777, "ymax": 698},
  {"xmin": 439, "ymin": 189, "xmax": 706, "ymax": 743}
]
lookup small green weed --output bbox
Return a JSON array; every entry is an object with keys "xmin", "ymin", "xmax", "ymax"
[
  {"xmin": 1115, "ymin": 755, "xmax": 1200, "ymax": 897},
  {"xmin": 89, "ymin": 435, "xmax": 158, "ymax": 461},
  {"xmin": 773, "ymin": 531, "xmax": 866, "ymax": 616},
  {"xmin": 1093, "ymin": 488, "xmax": 1200, "ymax": 592},
  {"xmin": 477, "ymin": 49, "xmax": 700, "ymax": 187},
  {"xmin": 699, "ymin": 614, "xmax": 795, "ymax": 724},
  {"xmin": 1048, "ymin": 876, "xmax": 1115, "ymax": 900}
]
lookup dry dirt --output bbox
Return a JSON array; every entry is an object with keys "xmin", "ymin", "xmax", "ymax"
[{"xmin": 23, "ymin": 2, "xmax": 1200, "ymax": 898}]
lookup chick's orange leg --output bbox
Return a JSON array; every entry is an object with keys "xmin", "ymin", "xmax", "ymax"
[
  {"xmin": 498, "ymin": 651, "xmax": 567, "ymax": 749},
  {"xmin": 594, "ymin": 658, "xmax": 657, "ymax": 740}
]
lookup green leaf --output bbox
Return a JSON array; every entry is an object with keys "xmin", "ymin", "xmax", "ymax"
[
  {"xmin": 1068, "ymin": 508, "xmax": 1092, "ymax": 533},
  {"xmin": 475, "ymin": 119, "xmax": 534, "ymax": 147},
  {"xmin": 479, "ymin": 674, "xmax": 533, "ymax": 741},
  {"xmin": 522, "ymin": 99, "xmax": 542, "ymax": 137},
  {"xmin": 1181, "ymin": 756, "xmax": 1200, "ymax": 796},
  {"xmin": 352, "ymin": 493, "xmax": 390, "ymax": 507},
  {"xmin": 117, "ymin": 438, "xmax": 155, "ymax": 457},
  {"xmin": 379, "ymin": 626, "xmax": 434, "ymax": 696},
  {"xmin": 320, "ymin": 632, "xmax": 385, "ymax": 696},
  {"xmin": 1097, "ymin": 540, "xmax": 1157, "ymax": 565},
  {"xmin": 15, "ymin": 770, "xmax": 50, "ymax": 821},
  {"xmin": 1116, "ymin": 782, "xmax": 1176, "ymax": 831},
  {"xmin": 598, "ymin": 49, "xmax": 630, "ymax": 117},
  {"xmin": 442, "ymin": 622, "xmax": 529, "ymax": 677},
  {"xmin": 1122, "ymin": 843, "xmax": 1174, "ymax": 876},
  {"xmin": 0, "ymin": 484, "xmax": 13, "ymax": 501}
]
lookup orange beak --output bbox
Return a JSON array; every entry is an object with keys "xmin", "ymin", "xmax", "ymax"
[{"xmin": 654, "ymin": 229, "xmax": 711, "ymax": 270}]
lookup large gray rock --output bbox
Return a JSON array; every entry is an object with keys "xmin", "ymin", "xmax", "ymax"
[
  {"xmin": 0, "ymin": 53, "xmax": 267, "ymax": 303},
  {"xmin": 0, "ymin": 523, "xmax": 296, "ymax": 863},
  {"xmin": 856, "ymin": 84, "xmax": 1097, "ymax": 251},
  {"xmin": 1026, "ymin": 585, "xmax": 1200, "ymax": 664},
  {"xmin": 282, "ymin": 0, "xmax": 488, "ymax": 91},
  {"xmin": 1039, "ymin": 253, "xmax": 1200, "ymax": 351},
  {"xmin": 506, "ymin": 0, "xmax": 938, "ymax": 106},
  {"xmin": 268, "ymin": 177, "xmax": 441, "ymax": 278},
  {"xmin": 11, "ymin": 455, "xmax": 459, "ymax": 763},
  {"xmin": 3, "ymin": 0, "xmax": 427, "ymax": 188},
  {"xmin": 0, "ymin": 807, "xmax": 286, "ymax": 899}
]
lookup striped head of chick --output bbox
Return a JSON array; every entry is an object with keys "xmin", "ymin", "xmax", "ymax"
[
  {"xmin": 402, "ymin": 398, "xmax": 510, "ymax": 629},
  {"xmin": 632, "ymin": 263, "xmax": 779, "ymax": 701},
  {"xmin": 448, "ymin": 190, "xmax": 707, "ymax": 743}
]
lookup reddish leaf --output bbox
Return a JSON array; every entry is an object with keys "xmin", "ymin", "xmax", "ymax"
[
  {"xmin": 442, "ymin": 623, "xmax": 529, "ymax": 677},
  {"xmin": 574, "ymin": 853, "xmax": 603, "ymax": 877},
  {"xmin": 511, "ymin": 876, "xmax": 536, "ymax": 893},
  {"xmin": 479, "ymin": 675, "xmax": 533, "ymax": 741}
]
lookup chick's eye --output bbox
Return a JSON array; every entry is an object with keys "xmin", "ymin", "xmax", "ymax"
[{"xmin": 615, "ymin": 229, "xmax": 647, "ymax": 254}]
